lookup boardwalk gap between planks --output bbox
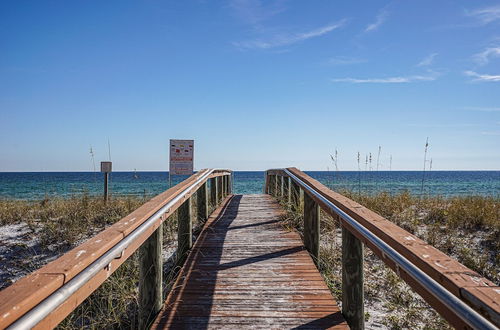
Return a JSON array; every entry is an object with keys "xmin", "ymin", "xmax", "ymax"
[{"xmin": 152, "ymin": 194, "xmax": 348, "ymax": 329}]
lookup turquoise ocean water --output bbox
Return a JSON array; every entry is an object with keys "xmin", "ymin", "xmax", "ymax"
[{"xmin": 0, "ymin": 171, "xmax": 498, "ymax": 200}]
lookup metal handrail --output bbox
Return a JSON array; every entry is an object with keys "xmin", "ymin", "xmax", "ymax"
[
  {"xmin": 281, "ymin": 168, "xmax": 496, "ymax": 330},
  {"xmin": 9, "ymin": 169, "xmax": 217, "ymax": 329}
]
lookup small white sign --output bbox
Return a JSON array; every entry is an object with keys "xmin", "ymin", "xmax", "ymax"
[{"xmin": 169, "ymin": 139, "xmax": 194, "ymax": 175}]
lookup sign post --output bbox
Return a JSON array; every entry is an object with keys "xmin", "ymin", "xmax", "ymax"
[
  {"xmin": 100, "ymin": 161, "xmax": 112, "ymax": 203},
  {"xmin": 169, "ymin": 139, "xmax": 194, "ymax": 187}
]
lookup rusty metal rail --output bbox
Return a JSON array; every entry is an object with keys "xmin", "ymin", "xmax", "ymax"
[
  {"xmin": 0, "ymin": 169, "xmax": 232, "ymax": 329},
  {"xmin": 266, "ymin": 168, "xmax": 499, "ymax": 330}
]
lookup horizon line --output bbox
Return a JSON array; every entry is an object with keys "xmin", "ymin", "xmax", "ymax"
[{"xmin": 1, "ymin": 169, "xmax": 499, "ymax": 173}]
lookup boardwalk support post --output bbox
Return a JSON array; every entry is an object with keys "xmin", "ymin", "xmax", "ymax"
[
  {"xmin": 210, "ymin": 177, "xmax": 217, "ymax": 210},
  {"xmin": 290, "ymin": 179, "xmax": 300, "ymax": 212},
  {"xmin": 197, "ymin": 182, "xmax": 209, "ymax": 222},
  {"xmin": 342, "ymin": 227, "xmax": 364, "ymax": 330},
  {"xmin": 178, "ymin": 197, "xmax": 192, "ymax": 264},
  {"xmin": 138, "ymin": 223, "xmax": 163, "ymax": 330},
  {"xmin": 281, "ymin": 175, "xmax": 285, "ymax": 197},
  {"xmin": 221, "ymin": 176, "xmax": 225, "ymax": 199},
  {"xmin": 273, "ymin": 175, "xmax": 279, "ymax": 197},
  {"xmin": 217, "ymin": 176, "xmax": 222, "ymax": 202},
  {"xmin": 273, "ymin": 175, "xmax": 277, "ymax": 196},
  {"xmin": 303, "ymin": 192, "xmax": 320, "ymax": 262},
  {"xmin": 286, "ymin": 176, "xmax": 291, "ymax": 207},
  {"xmin": 268, "ymin": 175, "xmax": 275, "ymax": 196},
  {"xmin": 222, "ymin": 176, "xmax": 226, "ymax": 199}
]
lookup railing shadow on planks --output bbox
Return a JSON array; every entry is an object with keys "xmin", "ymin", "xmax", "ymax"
[
  {"xmin": 0, "ymin": 169, "xmax": 233, "ymax": 329},
  {"xmin": 265, "ymin": 168, "xmax": 499, "ymax": 330}
]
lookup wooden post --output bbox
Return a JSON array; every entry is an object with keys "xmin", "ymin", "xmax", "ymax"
[
  {"xmin": 224, "ymin": 175, "xmax": 228, "ymax": 196},
  {"xmin": 303, "ymin": 192, "xmax": 320, "ymax": 262},
  {"xmin": 342, "ymin": 227, "xmax": 364, "ymax": 330},
  {"xmin": 274, "ymin": 175, "xmax": 278, "ymax": 197},
  {"xmin": 197, "ymin": 182, "xmax": 209, "ymax": 222},
  {"xmin": 221, "ymin": 175, "xmax": 227, "ymax": 199},
  {"xmin": 227, "ymin": 174, "xmax": 232, "ymax": 194},
  {"xmin": 281, "ymin": 175, "xmax": 285, "ymax": 198},
  {"xmin": 276, "ymin": 176, "xmax": 282, "ymax": 198},
  {"xmin": 220, "ymin": 176, "xmax": 224, "ymax": 199},
  {"xmin": 139, "ymin": 223, "xmax": 163, "ymax": 330},
  {"xmin": 286, "ymin": 177, "xmax": 291, "ymax": 207},
  {"xmin": 178, "ymin": 197, "xmax": 192, "ymax": 264},
  {"xmin": 210, "ymin": 177, "xmax": 217, "ymax": 209},
  {"xmin": 290, "ymin": 179, "xmax": 300, "ymax": 212},
  {"xmin": 216, "ymin": 176, "xmax": 222, "ymax": 202},
  {"xmin": 103, "ymin": 172, "xmax": 109, "ymax": 203},
  {"xmin": 268, "ymin": 175, "xmax": 275, "ymax": 196},
  {"xmin": 300, "ymin": 188, "xmax": 304, "ymax": 210}
]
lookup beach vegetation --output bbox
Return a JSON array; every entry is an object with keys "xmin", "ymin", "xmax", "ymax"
[{"xmin": 278, "ymin": 190, "xmax": 498, "ymax": 329}]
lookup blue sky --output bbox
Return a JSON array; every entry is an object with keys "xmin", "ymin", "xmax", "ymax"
[{"xmin": 1, "ymin": 0, "xmax": 499, "ymax": 171}]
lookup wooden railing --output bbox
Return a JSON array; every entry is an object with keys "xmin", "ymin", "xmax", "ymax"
[
  {"xmin": 0, "ymin": 169, "xmax": 232, "ymax": 329},
  {"xmin": 265, "ymin": 168, "xmax": 499, "ymax": 330}
]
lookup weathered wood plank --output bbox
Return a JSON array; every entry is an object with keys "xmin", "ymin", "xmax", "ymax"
[{"xmin": 152, "ymin": 195, "xmax": 347, "ymax": 329}]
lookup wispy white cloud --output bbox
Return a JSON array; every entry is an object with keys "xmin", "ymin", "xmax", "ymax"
[
  {"xmin": 464, "ymin": 107, "xmax": 500, "ymax": 112},
  {"xmin": 331, "ymin": 75, "xmax": 436, "ymax": 84},
  {"xmin": 467, "ymin": 5, "xmax": 500, "ymax": 25},
  {"xmin": 464, "ymin": 70, "xmax": 500, "ymax": 82},
  {"xmin": 327, "ymin": 56, "xmax": 366, "ymax": 65},
  {"xmin": 234, "ymin": 19, "xmax": 347, "ymax": 50},
  {"xmin": 228, "ymin": 0, "xmax": 287, "ymax": 25},
  {"xmin": 417, "ymin": 53, "xmax": 438, "ymax": 67},
  {"xmin": 365, "ymin": 9, "xmax": 389, "ymax": 32},
  {"xmin": 474, "ymin": 47, "xmax": 500, "ymax": 65},
  {"xmin": 481, "ymin": 131, "xmax": 500, "ymax": 136},
  {"xmin": 408, "ymin": 123, "xmax": 478, "ymax": 128}
]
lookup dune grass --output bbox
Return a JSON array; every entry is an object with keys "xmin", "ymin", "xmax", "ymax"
[
  {"xmin": 277, "ymin": 190, "xmax": 498, "ymax": 329},
  {"xmin": 0, "ymin": 195, "xmax": 145, "ymax": 249},
  {"xmin": 339, "ymin": 190, "xmax": 499, "ymax": 283},
  {"xmin": 0, "ymin": 194, "xmax": 208, "ymax": 329},
  {"xmin": 0, "ymin": 191, "xmax": 497, "ymax": 329}
]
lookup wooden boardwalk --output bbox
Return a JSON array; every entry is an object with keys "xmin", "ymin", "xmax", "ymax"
[
  {"xmin": 153, "ymin": 194, "xmax": 348, "ymax": 329},
  {"xmin": 2, "ymin": 169, "xmax": 497, "ymax": 329}
]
